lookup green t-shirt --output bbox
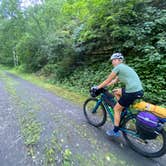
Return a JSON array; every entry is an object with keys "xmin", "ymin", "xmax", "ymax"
[{"xmin": 112, "ymin": 63, "xmax": 143, "ymax": 93}]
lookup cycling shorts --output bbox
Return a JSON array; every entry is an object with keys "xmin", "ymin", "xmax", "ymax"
[{"xmin": 118, "ymin": 88, "xmax": 144, "ymax": 107}]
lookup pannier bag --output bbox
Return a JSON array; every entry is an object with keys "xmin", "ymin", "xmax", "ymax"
[
  {"xmin": 136, "ymin": 111, "xmax": 161, "ymax": 140},
  {"xmin": 133, "ymin": 101, "xmax": 166, "ymax": 118}
]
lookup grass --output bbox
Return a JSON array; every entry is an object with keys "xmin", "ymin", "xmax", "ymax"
[
  {"xmin": 44, "ymin": 130, "xmax": 74, "ymax": 166},
  {"xmin": 0, "ymin": 70, "xmax": 42, "ymax": 158},
  {"xmin": 20, "ymin": 112, "xmax": 42, "ymax": 146},
  {"xmin": 0, "ymin": 66, "xmax": 131, "ymax": 165},
  {"xmin": 0, "ymin": 65, "xmax": 88, "ymax": 106}
]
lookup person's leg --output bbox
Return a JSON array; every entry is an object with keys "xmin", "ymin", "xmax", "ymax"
[
  {"xmin": 113, "ymin": 102, "xmax": 124, "ymax": 128},
  {"xmin": 113, "ymin": 88, "xmax": 122, "ymax": 101},
  {"xmin": 106, "ymin": 89, "xmax": 125, "ymax": 137},
  {"xmin": 106, "ymin": 103, "xmax": 124, "ymax": 136}
]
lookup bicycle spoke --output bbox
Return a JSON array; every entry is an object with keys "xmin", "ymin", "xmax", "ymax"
[
  {"xmin": 83, "ymin": 98, "xmax": 106, "ymax": 127},
  {"xmin": 122, "ymin": 114, "xmax": 166, "ymax": 157}
]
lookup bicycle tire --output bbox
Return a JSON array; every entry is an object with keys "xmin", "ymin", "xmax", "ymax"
[
  {"xmin": 83, "ymin": 98, "xmax": 107, "ymax": 127},
  {"xmin": 122, "ymin": 114, "xmax": 166, "ymax": 158}
]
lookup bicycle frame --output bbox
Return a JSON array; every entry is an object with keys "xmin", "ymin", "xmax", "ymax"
[
  {"xmin": 85, "ymin": 89, "xmax": 166, "ymax": 157},
  {"xmin": 94, "ymin": 92, "xmax": 139, "ymax": 137},
  {"xmin": 93, "ymin": 94, "xmax": 114, "ymax": 120}
]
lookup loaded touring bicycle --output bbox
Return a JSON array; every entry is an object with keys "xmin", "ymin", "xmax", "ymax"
[{"xmin": 83, "ymin": 87, "xmax": 166, "ymax": 157}]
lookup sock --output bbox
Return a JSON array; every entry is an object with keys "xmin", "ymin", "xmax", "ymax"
[{"xmin": 113, "ymin": 126, "xmax": 119, "ymax": 132}]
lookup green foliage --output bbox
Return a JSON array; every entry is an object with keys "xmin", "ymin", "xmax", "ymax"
[
  {"xmin": 127, "ymin": 56, "xmax": 166, "ymax": 104},
  {"xmin": 56, "ymin": 57, "xmax": 165, "ymax": 104},
  {"xmin": 55, "ymin": 51, "xmax": 78, "ymax": 80},
  {"xmin": 62, "ymin": 149, "xmax": 72, "ymax": 166},
  {"xmin": 15, "ymin": 34, "xmax": 48, "ymax": 72},
  {"xmin": 40, "ymin": 64, "xmax": 58, "ymax": 77},
  {"xmin": 21, "ymin": 112, "xmax": 42, "ymax": 146},
  {"xmin": 0, "ymin": 0, "xmax": 165, "ymax": 104}
]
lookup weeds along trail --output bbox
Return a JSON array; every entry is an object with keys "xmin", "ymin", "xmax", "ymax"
[{"xmin": 0, "ymin": 71, "xmax": 164, "ymax": 166}]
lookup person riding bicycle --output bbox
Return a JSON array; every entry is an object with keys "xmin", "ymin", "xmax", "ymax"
[{"xmin": 94, "ymin": 53, "xmax": 144, "ymax": 137}]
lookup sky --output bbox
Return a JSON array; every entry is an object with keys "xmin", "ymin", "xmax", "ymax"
[{"xmin": 20, "ymin": 0, "xmax": 43, "ymax": 8}]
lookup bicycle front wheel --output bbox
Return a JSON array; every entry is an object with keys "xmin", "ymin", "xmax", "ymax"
[
  {"xmin": 122, "ymin": 114, "xmax": 166, "ymax": 158},
  {"xmin": 83, "ymin": 98, "xmax": 107, "ymax": 127}
]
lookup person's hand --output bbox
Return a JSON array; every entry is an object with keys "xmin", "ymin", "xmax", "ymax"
[
  {"xmin": 91, "ymin": 86, "xmax": 98, "ymax": 91},
  {"xmin": 90, "ymin": 86, "xmax": 98, "ymax": 97}
]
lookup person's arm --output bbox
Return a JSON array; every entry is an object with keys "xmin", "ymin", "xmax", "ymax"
[
  {"xmin": 107, "ymin": 76, "xmax": 119, "ymax": 86},
  {"xmin": 97, "ymin": 71, "xmax": 117, "ymax": 89}
]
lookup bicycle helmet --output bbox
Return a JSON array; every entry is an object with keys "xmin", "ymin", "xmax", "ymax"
[{"xmin": 110, "ymin": 53, "xmax": 124, "ymax": 61}]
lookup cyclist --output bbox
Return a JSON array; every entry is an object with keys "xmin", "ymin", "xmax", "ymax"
[{"xmin": 94, "ymin": 53, "xmax": 144, "ymax": 137}]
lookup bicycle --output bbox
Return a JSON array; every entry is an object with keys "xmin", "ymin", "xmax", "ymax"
[{"xmin": 83, "ymin": 87, "xmax": 166, "ymax": 158}]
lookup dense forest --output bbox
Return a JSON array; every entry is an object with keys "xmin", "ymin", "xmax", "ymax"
[{"xmin": 0, "ymin": 0, "xmax": 165, "ymax": 104}]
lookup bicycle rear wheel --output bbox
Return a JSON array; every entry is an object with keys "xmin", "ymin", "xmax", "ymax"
[
  {"xmin": 122, "ymin": 114, "xmax": 166, "ymax": 158},
  {"xmin": 83, "ymin": 98, "xmax": 107, "ymax": 127}
]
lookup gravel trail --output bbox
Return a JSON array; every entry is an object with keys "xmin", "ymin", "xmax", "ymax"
[{"xmin": 0, "ymin": 70, "xmax": 165, "ymax": 166}]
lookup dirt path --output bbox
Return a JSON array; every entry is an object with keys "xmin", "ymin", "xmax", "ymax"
[{"xmin": 0, "ymin": 70, "xmax": 165, "ymax": 166}]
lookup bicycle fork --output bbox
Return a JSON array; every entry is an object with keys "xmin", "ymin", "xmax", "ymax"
[{"xmin": 92, "ymin": 99, "xmax": 102, "ymax": 113}]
